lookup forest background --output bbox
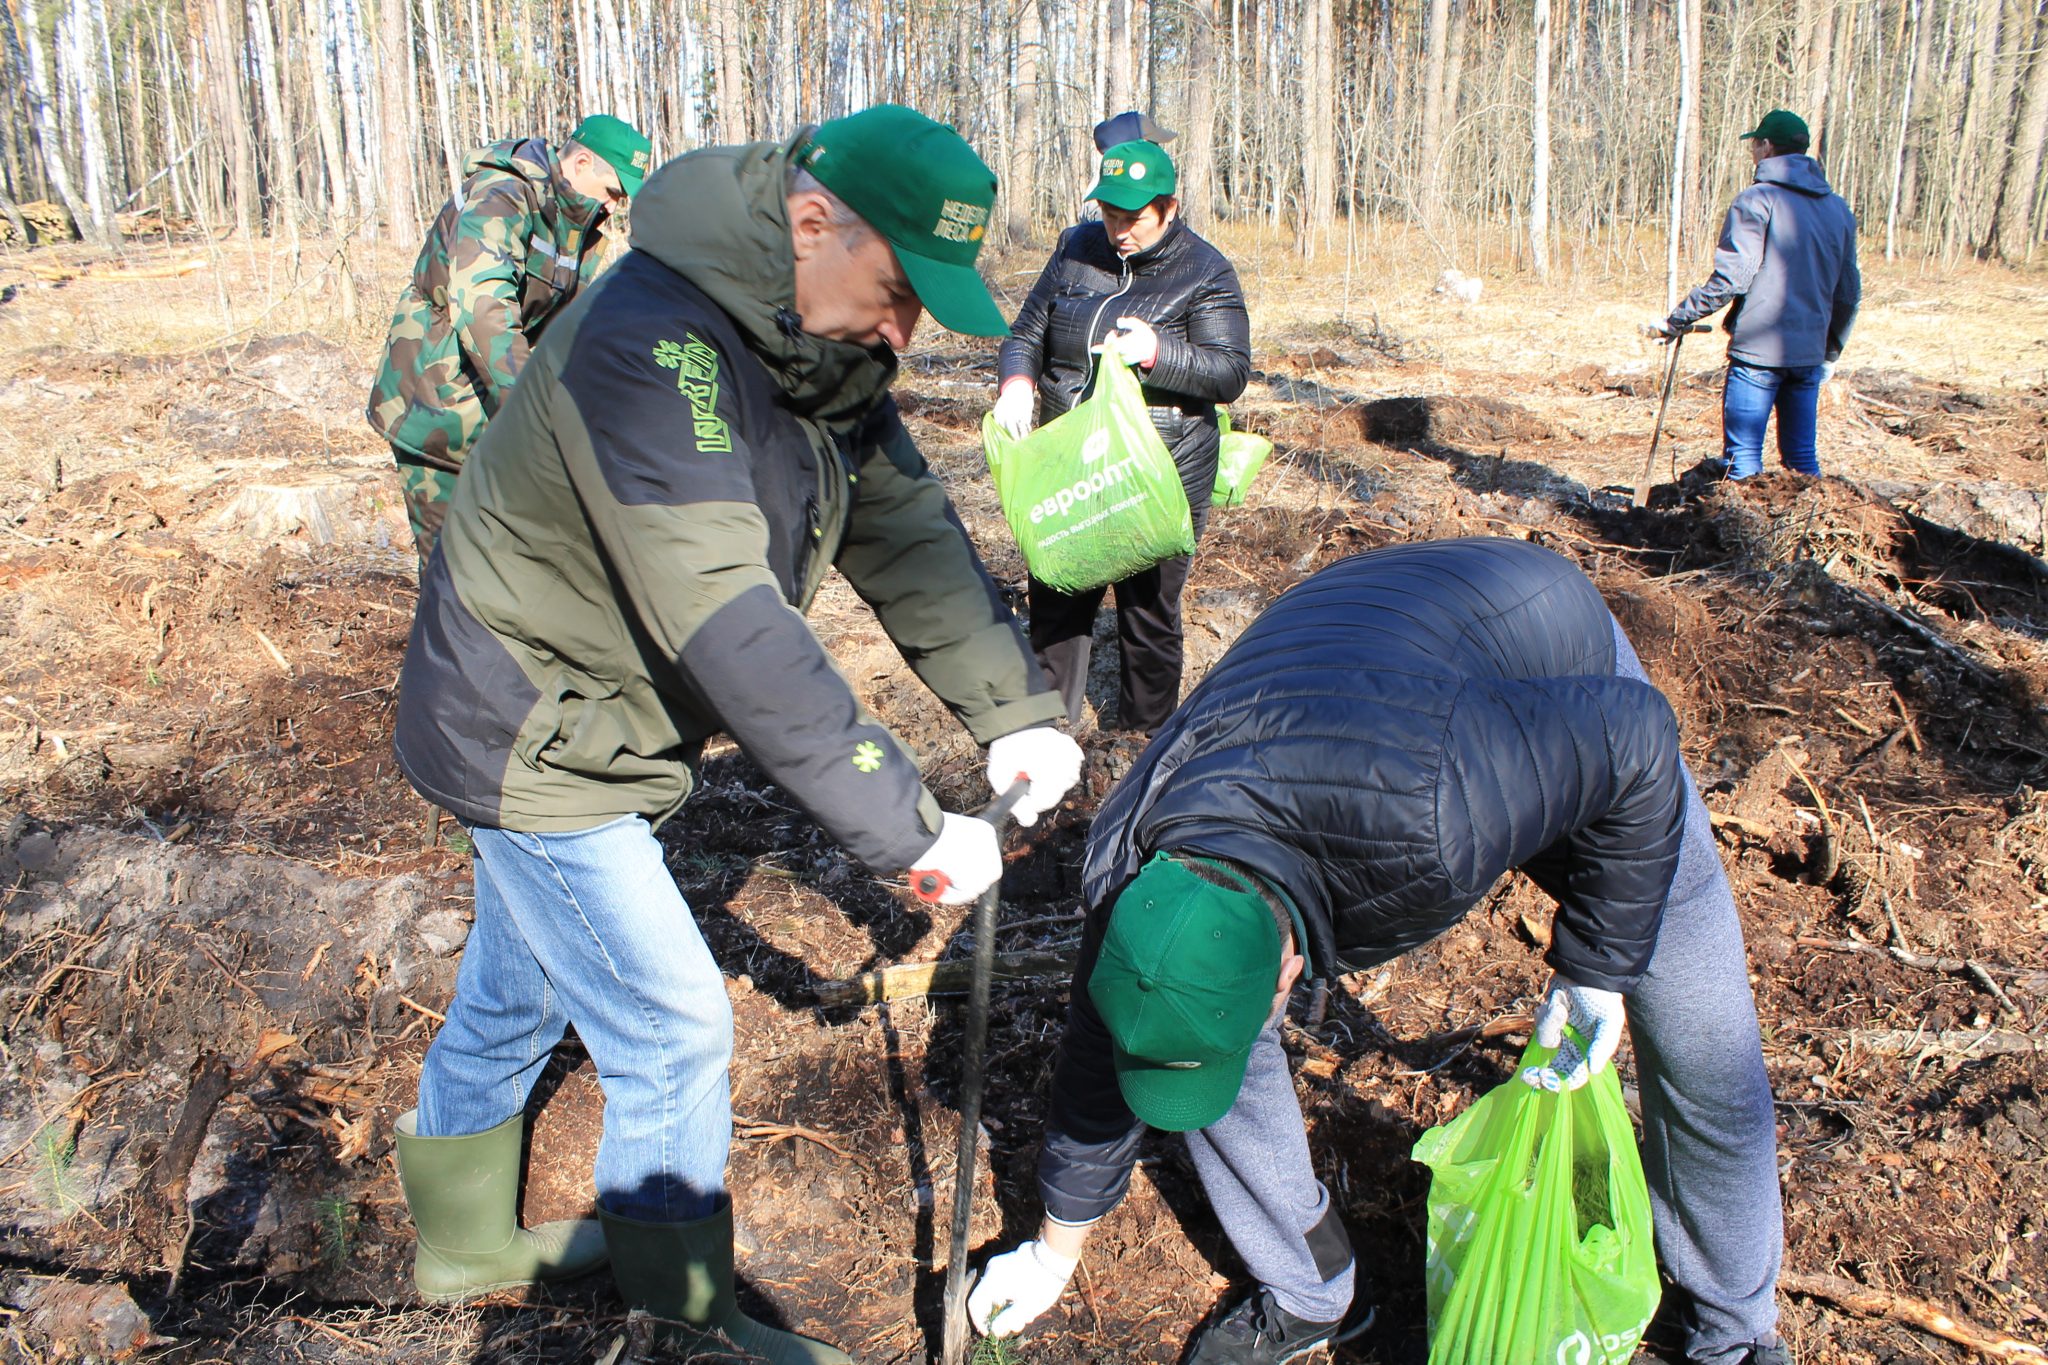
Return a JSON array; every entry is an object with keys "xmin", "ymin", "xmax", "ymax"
[{"xmin": 2, "ymin": 0, "xmax": 2047, "ymax": 304}]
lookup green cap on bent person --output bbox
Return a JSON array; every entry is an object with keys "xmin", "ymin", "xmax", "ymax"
[
  {"xmin": 1089, "ymin": 853, "xmax": 1283, "ymax": 1132},
  {"xmin": 1738, "ymin": 109, "xmax": 1810, "ymax": 152},
  {"xmin": 795, "ymin": 104, "xmax": 1008, "ymax": 338},
  {"xmin": 571, "ymin": 114, "xmax": 654, "ymax": 197},
  {"xmin": 1087, "ymin": 140, "xmax": 1178, "ymax": 212}
]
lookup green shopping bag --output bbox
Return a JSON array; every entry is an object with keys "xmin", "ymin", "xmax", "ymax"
[
  {"xmin": 1211, "ymin": 409, "xmax": 1274, "ymax": 507},
  {"xmin": 1411, "ymin": 1036, "xmax": 1661, "ymax": 1365},
  {"xmin": 983, "ymin": 354, "xmax": 1196, "ymax": 593}
]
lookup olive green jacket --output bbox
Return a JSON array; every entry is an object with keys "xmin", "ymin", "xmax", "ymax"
[{"xmin": 394, "ymin": 134, "xmax": 1061, "ymax": 869}]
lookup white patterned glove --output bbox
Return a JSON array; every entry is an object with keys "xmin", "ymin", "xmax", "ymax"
[
  {"xmin": 967, "ymin": 1239, "xmax": 1078, "ymax": 1337},
  {"xmin": 907, "ymin": 814, "xmax": 1002, "ymax": 906},
  {"xmin": 993, "ymin": 379, "xmax": 1036, "ymax": 439},
  {"xmin": 1110, "ymin": 315, "xmax": 1160, "ymax": 368},
  {"xmin": 986, "ymin": 727, "xmax": 1084, "ymax": 828},
  {"xmin": 1521, "ymin": 975, "xmax": 1627, "ymax": 1092}
]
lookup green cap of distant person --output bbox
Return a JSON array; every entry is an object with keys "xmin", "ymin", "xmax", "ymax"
[
  {"xmin": 796, "ymin": 104, "xmax": 1009, "ymax": 337},
  {"xmin": 1738, "ymin": 109, "xmax": 1810, "ymax": 151},
  {"xmin": 570, "ymin": 114, "xmax": 654, "ymax": 198},
  {"xmin": 1087, "ymin": 140, "xmax": 1178, "ymax": 212},
  {"xmin": 1088, "ymin": 853, "xmax": 1302, "ymax": 1132}
]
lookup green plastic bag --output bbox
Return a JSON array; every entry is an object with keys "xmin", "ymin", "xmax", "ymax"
[
  {"xmin": 983, "ymin": 354, "xmax": 1196, "ymax": 594},
  {"xmin": 1211, "ymin": 410, "xmax": 1274, "ymax": 507},
  {"xmin": 1412, "ymin": 1036, "xmax": 1661, "ymax": 1365}
]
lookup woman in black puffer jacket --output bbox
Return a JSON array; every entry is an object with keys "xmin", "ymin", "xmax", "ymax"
[{"xmin": 993, "ymin": 138, "xmax": 1251, "ymax": 735}]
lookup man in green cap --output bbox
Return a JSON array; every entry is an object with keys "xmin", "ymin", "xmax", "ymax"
[
  {"xmin": 389, "ymin": 104, "xmax": 1082, "ymax": 1363},
  {"xmin": 1656, "ymin": 108, "xmax": 1860, "ymax": 481},
  {"xmin": 367, "ymin": 113, "xmax": 653, "ymax": 571},
  {"xmin": 969, "ymin": 540, "xmax": 1789, "ymax": 1365}
]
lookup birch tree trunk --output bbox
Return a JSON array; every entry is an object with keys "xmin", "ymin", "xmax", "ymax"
[
  {"xmin": 247, "ymin": 0, "xmax": 299, "ymax": 249},
  {"xmin": 1417, "ymin": 0, "xmax": 1451, "ymax": 222},
  {"xmin": 1298, "ymin": 0, "xmax": 1334, "ymax": 257},
  {"xmin": 63, "ymin": 4, "xmax": 116, "ymax": 241},
  {"xmin": 13, "ymin": 0, "xmax": 91, "ymax": 237},
  {"xmin": 1667, "ymin": 0, "xmax": 1697, "ymax": 311},
  {"xmin": 1532, "ymin": 0, "xmax": 1551, "ymax": 277},
  {"xmin": 1885, "ymin": 0, "xmax": 1922, "ymax": 259},
  {"xmin": 309, "ymin": 0, "xmax": 350, "ymax": 221},
  {"xmin": 419, "ymin": 0, "xmax": 461, "ymax": 192}
]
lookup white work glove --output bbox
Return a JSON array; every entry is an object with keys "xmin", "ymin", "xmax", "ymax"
[
  {"xmin": 985, "ymin": 727, "xmax": 1084, "ymax": 828},
  {"xmin": 1521, "ymin": 974, "xmax": 1627, "ymax": 1092},
  {"xmin": 1819, "ymin": 361, "xmax": 1837, "ymax": 384},
  {"xmin": 993, "ymin": 378, "xmax": 1036, "ymax": 439},
  {"xmin": 1644, "ymin": 319, "xmax": 1679, "ymax": 343},
  {"xmin": 967, "ymin": 1239, "xmax": 1078, "ymax": 1337},
  {"xmin": 907, "ymin": 813, "xmax": 1002, "ymax": 906},
  {"xmin": 1109, "ymin": 315, "xmax": 1159, "ymax": 368}
]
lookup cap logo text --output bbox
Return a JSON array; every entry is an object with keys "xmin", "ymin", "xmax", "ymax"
[{"xmin": 933, "ymin": 198, "xmax": 989, "ymax": 243}]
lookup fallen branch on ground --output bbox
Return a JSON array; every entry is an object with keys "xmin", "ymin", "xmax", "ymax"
[
  {"xmin": 1781, "ymin": 1270, "xmax": 2046, "ymax": 1360},
  {"xmin": 135, "ymin": 1052, "xmax": 235, "ymax": 1289},
  {"xmin": 733, "ymin": 1117, "xmax": 864, "ymax": 1165},
  {"xmin": 814, "ymin": 950, "xmax": 1076, "ymax": 1007},
  {"xmin": 1792, "ymin": 937, "xmax": 2042, "ymax": 992},
  {"xmin": 1782, "ymin": 1027, "xmax": 2043, "ymax": 1057},
  {"xmin": 1836, "ymin": 583, "xmax": 2001, "ymax": 681}
]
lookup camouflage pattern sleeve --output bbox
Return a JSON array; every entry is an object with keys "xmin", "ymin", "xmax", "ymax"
[{"xmin": 445, "ymin": 181, "xmax": 534, "ymax": 415}]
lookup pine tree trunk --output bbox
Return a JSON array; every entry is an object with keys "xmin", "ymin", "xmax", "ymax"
[
  {"xmin": 1298, "ymin": 0, "xmax": 1333, "ymax": 257},
  {"xmin": 62, "ymin": 2, "xmax": 116, "ymax": 241},
  {"xmin": 1183, "ymin": 0, "xmax": 1216, "ymax": 220},
  {"xmin": 375, "ymin": 0, "xmax": 417, "ymax": 238},
  {"xmin": 1990, "ymin": 0, "xmax": 2048, "ymax": 260},
  {"xmin": 714, "ymin": 0, "xmax": 745, "ymax": 143},
  {"xmin": 1106, "ymin": 0, "xmax": 1131, "ymax": 113},
  {"xmin": 1008, "ymin": 0, "xmax": 1039, "ymax": 239},
  {"xmin": 309, "ymin": 0, "xmax": 351, "ymax": 221}
]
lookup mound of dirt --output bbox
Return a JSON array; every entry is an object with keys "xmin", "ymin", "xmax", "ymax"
[{"xmin": 1359, "ymin": 394, "xmax": 1556, "ymax": 446}]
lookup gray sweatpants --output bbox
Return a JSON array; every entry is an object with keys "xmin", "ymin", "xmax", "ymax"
[{"xmin": 1183, "ymin": 622, "xmax": 1782, "ymax": 1360}]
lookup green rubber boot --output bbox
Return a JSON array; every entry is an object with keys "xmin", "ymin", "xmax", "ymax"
[
  {"xmin": 600, "ymin": 1202, "xmax": 856, "ymax": 1364},
  {"xmin": 393, "ymin": 1109, "xmax": 608, "ymax": 1302}
]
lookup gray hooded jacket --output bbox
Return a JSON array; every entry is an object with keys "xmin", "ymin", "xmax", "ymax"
[{"xmin": 1670, "ymin": 154, "xmax": 1860, "ymax": 368}]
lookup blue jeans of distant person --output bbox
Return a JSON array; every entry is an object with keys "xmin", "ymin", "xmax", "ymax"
[
  {"xmin": 1723, "ymin": 361, "xmax": 1822, "ymax": 478},
  {"xmin": 415, "ymin": 815, "xmax": 732, "ymax": 1224}
]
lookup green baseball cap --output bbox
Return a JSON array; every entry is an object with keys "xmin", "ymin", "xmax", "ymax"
[
  {"xmin": 1087, "ymin": 140, "xmax": 1177, "ymax": 212},
  {"xmin": 1089, "ymin": 854, "xmax": 1282, "ymax": 1132},
  {"xmin": 1738, "ymin": 109, "xmax": 1810, "ymax": 150},
  {"xmin": 795, "ymin": 104, "xmax": 1008, "ymax": 338},
  {"xmin": 571, "ymin": 114, "xmax": 653, "ymax": 197}
]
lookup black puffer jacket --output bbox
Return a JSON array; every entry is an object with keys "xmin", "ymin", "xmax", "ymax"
[
  {"xmin": 1038, "ymin": 538, "xmax": 1689, "ymax": 1222},
  {"xmin": 998, "ymin": 218, "xmax": 1251, "ymax": 508}
]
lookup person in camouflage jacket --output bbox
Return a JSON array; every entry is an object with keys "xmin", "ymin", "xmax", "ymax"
[
  {"xmin": 388, "ymin": 106, "xmax": 1085, "ymax": 1363},
  {"xmin": 367, "ymin": 114, "xmax": 650, "ymax": 570}
]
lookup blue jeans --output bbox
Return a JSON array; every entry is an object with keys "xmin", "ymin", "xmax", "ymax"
[
  {"xmin": 416, "ymin": 815, "xmax": 733, "ymax": 1223},
  {"xmin": 1722, "ymin": 361, "xmax": 1821, "ymax": 478}
]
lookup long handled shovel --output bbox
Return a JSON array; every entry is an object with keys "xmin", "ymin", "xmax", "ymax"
[
  {"xmin": 913, "ymin": 779, "xmax": 1031, "ymax": 1365},
  {"xmin": 1632, "ymin": 323, "xmax": 1711, "ymax": 508}
]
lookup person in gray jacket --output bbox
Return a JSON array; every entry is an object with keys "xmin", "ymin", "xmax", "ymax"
[{"xmin": 1657, "ymin": 109, "xmax": 1860, "ymax": 479}]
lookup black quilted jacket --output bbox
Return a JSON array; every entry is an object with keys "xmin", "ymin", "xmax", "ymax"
[
  {"xmin": 998, "ymin": 218, "xmax": 1251, "ymax": 507},
  {"xmin": 1038, "ymin": 538, "xmax": 1689, "ymax": 1222}
]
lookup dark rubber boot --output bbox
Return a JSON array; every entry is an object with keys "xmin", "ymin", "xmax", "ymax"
[
  {"xmin": 600, "ymin": 1202, "xmax": 856, "ymax": 1364},
  {"xmin": 393, "ymin": 1109, "xmax": 608, "ymax": 1302}
]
